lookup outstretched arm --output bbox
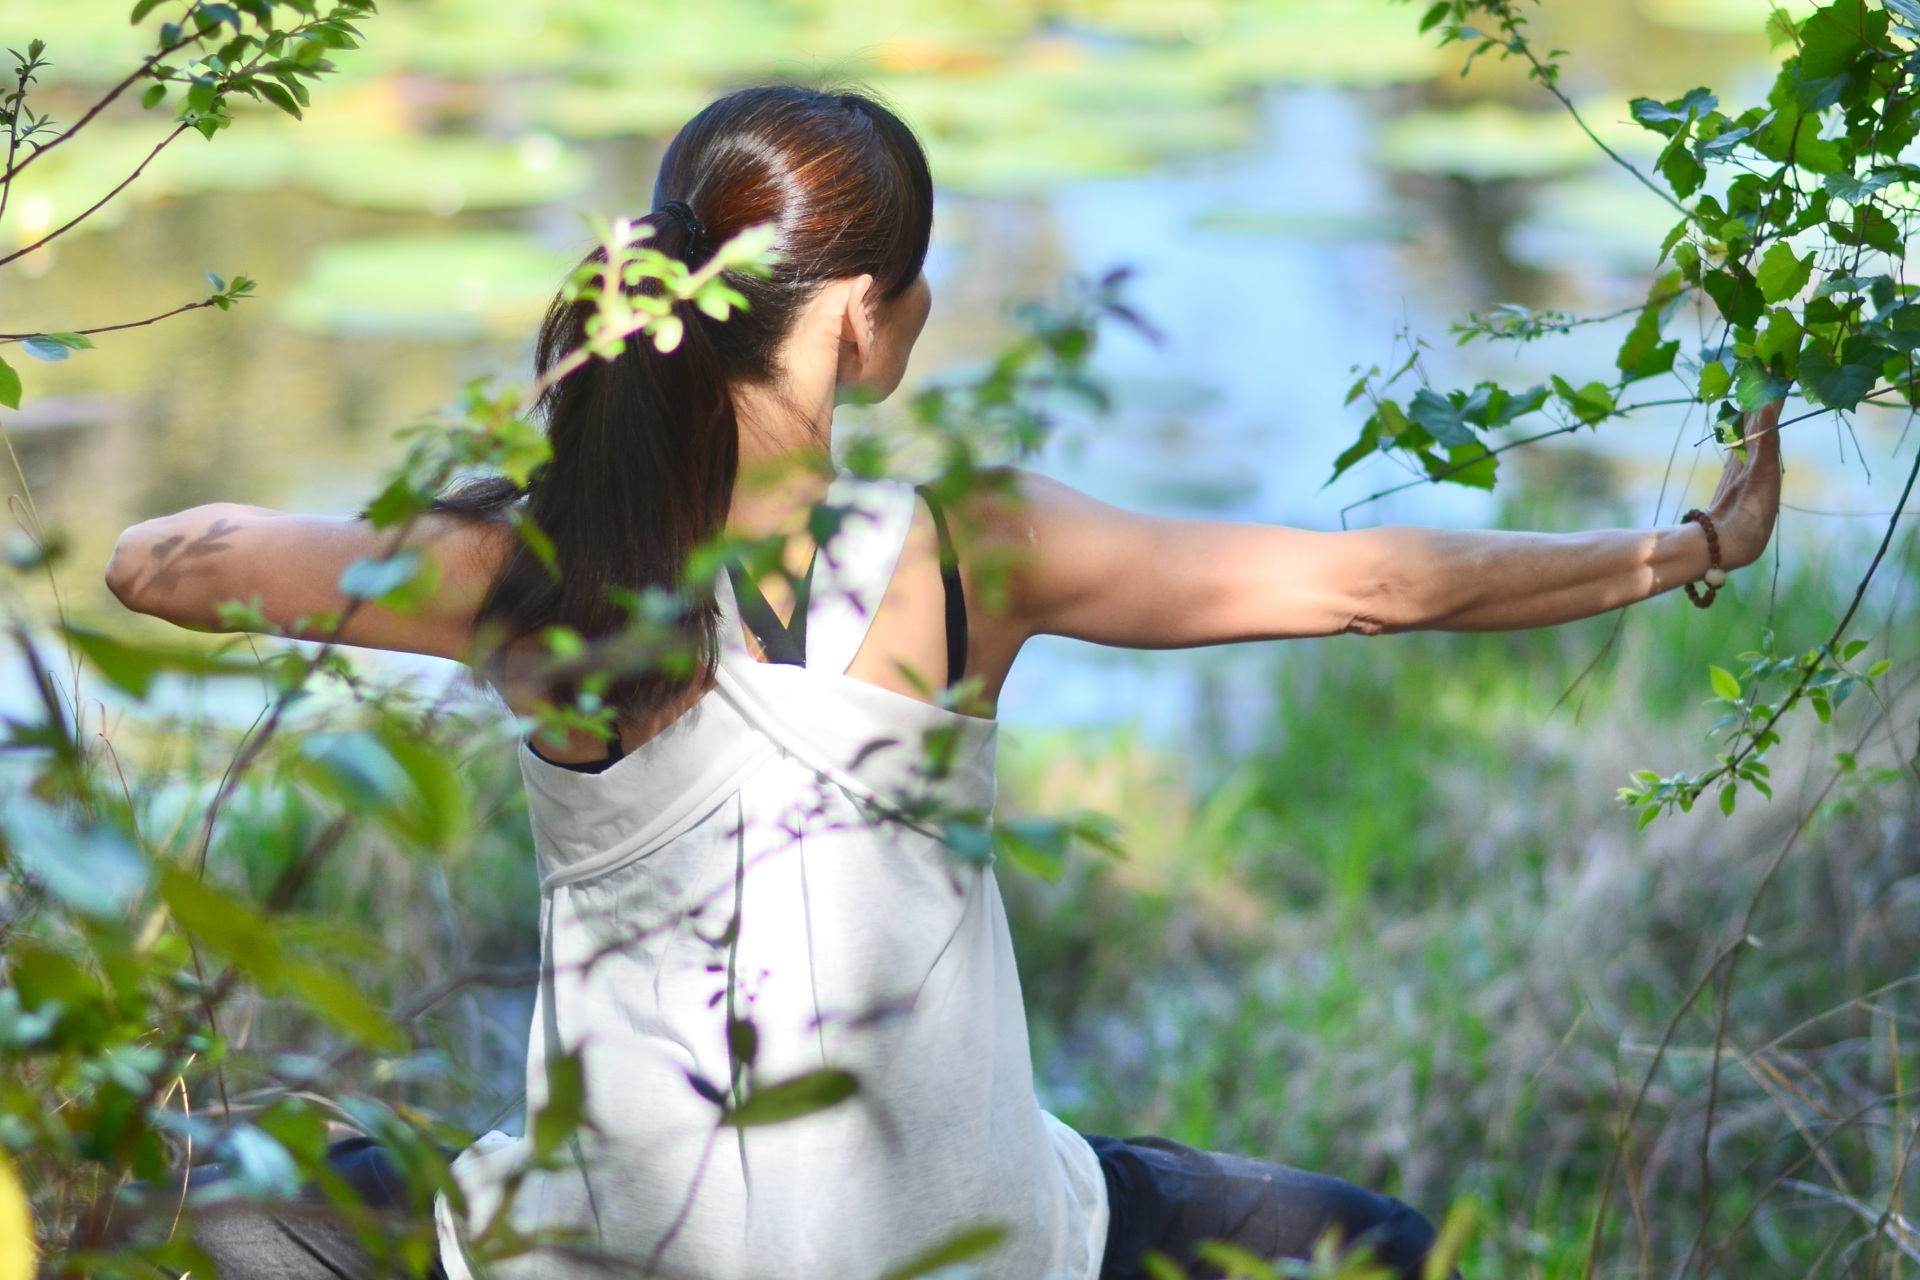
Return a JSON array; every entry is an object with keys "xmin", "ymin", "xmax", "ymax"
[
  {"xmin": 105, "ymin": 504, "xmax": 507, "ymax": 660},
  {"xmin": 987, "ymin": 402, "xmax": 1781, "ymax": 651}
]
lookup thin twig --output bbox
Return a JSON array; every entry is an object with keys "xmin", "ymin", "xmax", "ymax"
[
  {"xmin": 0, "ymin": 124, "xmax": 188, "ymax": 268},
  {"xmin": 0, "ymin": 297, "xmax": 221, "ymax": 343},
  {"xmin": 0, "ymin": 34, "xmax": 196, "ymax": 186}
]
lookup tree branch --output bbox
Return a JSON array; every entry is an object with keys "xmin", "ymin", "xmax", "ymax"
[
  {"xmin": 0, "ymin": 124, "xmax": 187, "ymax": 267},
  {"xmin": 0, "ymin": 34, "xmax": 197, "ymax": 187},
  {"xmin": 0, "ymin": 296, "xmax": 220, "ymax": 342}
]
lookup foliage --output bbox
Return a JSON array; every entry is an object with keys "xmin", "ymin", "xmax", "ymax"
[
  {"xmin": 0, "ymin": 3, "xmax": 1148, "ymax": 1273},
  {"xmin": 1320, "ymin": 0, "xmax": 1920, "ymax": 821},
  {"xmin": 1201, "ymin": 0, "xmax": 1920, "ymax": 1272},
  {"xmin": 1004, "ymin": 536, "xmax": 1920, "ymax": 1279},
  {"xmin": 9, "ymin": 0, "xmax": 1920, "ymax": 1276}
]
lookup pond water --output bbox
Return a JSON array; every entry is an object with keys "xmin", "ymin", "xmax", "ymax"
[
  {"xmin": 0, "ymin": 15, "xmax": 1909, "ymax": 748},
  {"xmin": 1007, "ymin": 86, "xmax": 1918, "ymax": 742}
]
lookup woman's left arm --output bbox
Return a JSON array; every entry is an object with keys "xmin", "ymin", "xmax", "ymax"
[{"xmin": 988, "ymin": 402, "xmax": 1781, "ymax": 649}]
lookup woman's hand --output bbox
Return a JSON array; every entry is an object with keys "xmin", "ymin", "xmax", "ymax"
[{"xmin": 1702, "ymin": 399, "xmax": 1784, "ymax": 570}]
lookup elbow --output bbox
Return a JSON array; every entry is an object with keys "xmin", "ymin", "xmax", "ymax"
[
  {"xmin": 1341, "ymin": 574, "xmax": 1426, "ymax": 635},
  {"xmin": 105, "ymin": 506, "xmax": 226, "ymax": 623},
  {"xmin": 104, "ymin": 521, "xmax": 159, "ymax": 613},
  {"xmin": 106, "ymin": 525, "xmax": 148, "ymax": 614}
]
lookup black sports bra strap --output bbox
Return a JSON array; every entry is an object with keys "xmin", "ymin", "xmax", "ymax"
[
  {"xmin": 726, "ymin": 553, "xmax": 814, "ymax": 667},
  {"xmin": 529, "ymin": 721, "xmax": 626, "ymax": 774},
  {"xmin": 914, "ymin": 485, "xmax": 969, "ymax": 689}
]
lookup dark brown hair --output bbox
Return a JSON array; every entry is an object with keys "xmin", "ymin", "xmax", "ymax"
[{"xmin": 443, "ymin": 86, "xmax": 934, "ymax": 718}]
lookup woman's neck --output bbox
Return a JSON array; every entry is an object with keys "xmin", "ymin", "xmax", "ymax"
[{"xmin": 728, "ymin": 313, "xmax": 843, "ymax": 540}]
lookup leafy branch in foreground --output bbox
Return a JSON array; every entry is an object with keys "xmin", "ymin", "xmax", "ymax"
[{"xmin": 1348, "ymin": 0, "xmax": 1920, "ymax": 820}]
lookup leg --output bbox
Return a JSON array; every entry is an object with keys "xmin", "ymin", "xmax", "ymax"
[
  {"xmin": 1089, "ymin": 1134, "xmax": 1439, "ymax": 1280},
  {"xmin": 87, "ymin": 1138, "xmax": 443, "ymax": 1280}
]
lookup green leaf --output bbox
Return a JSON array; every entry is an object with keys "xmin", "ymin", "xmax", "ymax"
[
  {"xmin": 1755, "ymin": 309, "xmax": 1804, "ymax": 371},
  {"xmin": 1719, "ymin": 783, "xmax": 1737, "ymax": 816},
  {"xmin": 942, "ymin": 821, "xmax": 995, "ymax": 865},
  {"xmin": 727, "ymin": 1017, "xmax": 759, "ymax": 1068},
  {"xmin": 1658, "ymin": 133, "xmax": 1707, "ymax": 198},
  {"xmin": 1710, "ymin": 665, "xmax": 1743, "ymax": 700},
  {"xmin": 4, "ymin": 802, "xmax": 149, "ymax": 919},
  {"xmin": 1800, "ymin": 0, "xmax": 1876, "ymax": 80},
  {"xmin": 1328, "ymin": 419, "xmax": 1379, "ymax": 484},
  {"xmin": 378, "ymin": 726, "xmax": 470, "ymax": 854},
  {"xmin": 161, "ymin": 868, "xmax": 282, "ymax": 980},
  {"xmin": 20, "ymin": 337, "xmax": 72, "ymax": 362},
  {"xmin": 141, "ymin": 82, "xmax": 167, "ymax": 109},
  {"xmin": 1631, "ymin": 88, "xmax": 1718, "ymax": 134},
  {"xmin": 1756, "ymin": 242, "xmax": 1814, "ymax": 303},
  {"xmin": 1734, "ymin": 360, "xmax": 1791, "ymax": 412},
  {"xmin": 1423, "ymin": 441, "xmax": 1498, "ymax": 490},
  {"xmin": 1423, "ymin": 1201, "xmax": 1478, "ymax": 1280},
  {"xmin": 1825, "ymin": 170, "xmax": 1896, "ymax": 201},
  {"xmin": 1800, "ymin": 339, "xmax": 1886, "ymax": 409},
  {"xmin": 254, "ymin": 78, "xmax": 302, "ymax": 118},
  {"xmin": 1142, "ymin": 1253, "xmax": 1191, "ymax": 1280},
  {"xmin": 65, "ymin": 626, "xmax": 259, "ymax": 697},
  {"xmin": 284, "ymin": 962, "xmax": 404, "ymax": 1052},
  {"xmin": 995, "ymin": 818, "xmax": 1070, "ymax": 882},
  {"xmin": 131, "ymin": 0, "xmax": 170, "ymax": 20},
  {"xmin": 1407, "ymin": 388, "xmax": 1476, "ymax": 447},
  {"xmin": 726, "ymin": 1069, "xmax": 859, "ymax": 1127},
  {"xmin": 1698, "ymin": 360, "xmax": 1732, "ymax": 400},
  {"xmin": 363, "ymin": 478, "xmax": 429, "ymax": 529},
  {"xmin": 1193, "ymin": 1241, "xmax": 1280, "ymax": 1280},
  {"xmin": 880, "ymin": 1225, "xmax": 1009, "ymax": 1280},
  {"xmin": 338, "ymin": 548, "xmax": 421, "ymax": 601},
  {"xmin": 1617, "ymin": 277, "xmax": 1685, "ymax": 379},
  {"xmin": 0, "ymin": 356, "xmax": 17, "ymax": 410},
  {"xmin": 530, "ymin": 1050, "xmax": 584, "ymax": 1162},
  {"xmin": 1703, "ymin": 266, "xmax": 1764, "ymax": 328},
  {"xmin": 301, "ymin": 731, "xmax": 411, "ymax": 810},
  {"xmin": 1551, "ymin": 376, "xmax": 1615, "ymax": 425},
  {"xmin": 511, "ymin": 509, "xmax": 559, "ymax": 578}
]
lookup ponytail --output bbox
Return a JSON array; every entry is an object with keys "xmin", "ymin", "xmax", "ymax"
[{"xmin": 440, "ymin": 85, "xmax": 934, "ymax": 721}]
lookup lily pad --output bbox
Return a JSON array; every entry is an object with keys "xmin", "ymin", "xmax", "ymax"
[
  {"xmin": 1376, "ymin": 101, "xmax": 1642, "ymax": 181},
  {"xmin": 282, "ymin": 232, "xmax": 582, "ymax": 338},
  {"xmin": 300, "ymin": 133, "xmax": 591, "ymax": 214}
]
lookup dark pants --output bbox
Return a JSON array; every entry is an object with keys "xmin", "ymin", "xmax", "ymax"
[
  {"xmin": 89, "ymin": 1138, "xmax": 444, "ymax": 1280},
  {"xmin": 1089, "ymin": 1134, "xmax": 1440, "ymax": 1280},
  {"xmin": 105, "ymin": 1135, "xmax": 1435, "ymax": 1279}
]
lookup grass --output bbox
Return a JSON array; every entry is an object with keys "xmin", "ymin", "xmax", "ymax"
[
  {"xmin": 30, "ymin": 474, "xmax": 1919, "ymax": 1278},
  {"xmin": 998, "ymin": 496, "xmax": 1920, "ymax": 1277}
]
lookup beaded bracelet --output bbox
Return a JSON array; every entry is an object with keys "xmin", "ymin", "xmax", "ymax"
[{"xmin": 1682, "ymin": 508, "xmax": 1727, "ymax": 609}]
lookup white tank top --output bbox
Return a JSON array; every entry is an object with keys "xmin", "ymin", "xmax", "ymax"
[{"xmin": 436, "ymin": 475, "xmax": 1109, "ymax": 1280}]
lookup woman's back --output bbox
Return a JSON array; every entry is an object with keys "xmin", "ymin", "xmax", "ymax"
[{"xmin": 438, "ymin": 476, "xmax": 1107, "ymax": 1280}]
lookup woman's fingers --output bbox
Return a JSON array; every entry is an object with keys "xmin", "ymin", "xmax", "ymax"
[
  {"xmin": 1708, "ymin": 398, "xmax": 1785, "ymax": 567},
  {"xmin": 1746, "ymin": 398, "xmax": 1783, "ymax": 461}
]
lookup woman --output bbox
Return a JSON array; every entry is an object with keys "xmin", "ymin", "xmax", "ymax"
[{"xmin": 107, "ymin": 86, "xmax": 1781, "ymax": 1280}]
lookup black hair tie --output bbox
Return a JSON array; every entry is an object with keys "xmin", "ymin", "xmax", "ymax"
[{"xmin": 655, "ymin": 200, "xmax": 706, "ymax": 264}]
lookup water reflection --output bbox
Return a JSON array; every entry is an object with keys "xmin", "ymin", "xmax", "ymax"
[{"xmin": 1, "ymin": 39, "xmax": 1909, "ymax": 743}]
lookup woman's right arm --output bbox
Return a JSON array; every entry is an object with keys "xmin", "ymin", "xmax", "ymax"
[{"xmin": 105, "ymin": 504, "xmax": 509, "ymax": 660}]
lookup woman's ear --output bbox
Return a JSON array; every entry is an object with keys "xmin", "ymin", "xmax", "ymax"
[{"xmin": 837, "ymin": 275, "xmax": 878, "ymax": 383}]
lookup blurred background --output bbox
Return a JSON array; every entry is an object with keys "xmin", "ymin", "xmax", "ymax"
[{"xmin": 6, "ymin": 0, "xmax": 1920, "ymax": 1273}]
